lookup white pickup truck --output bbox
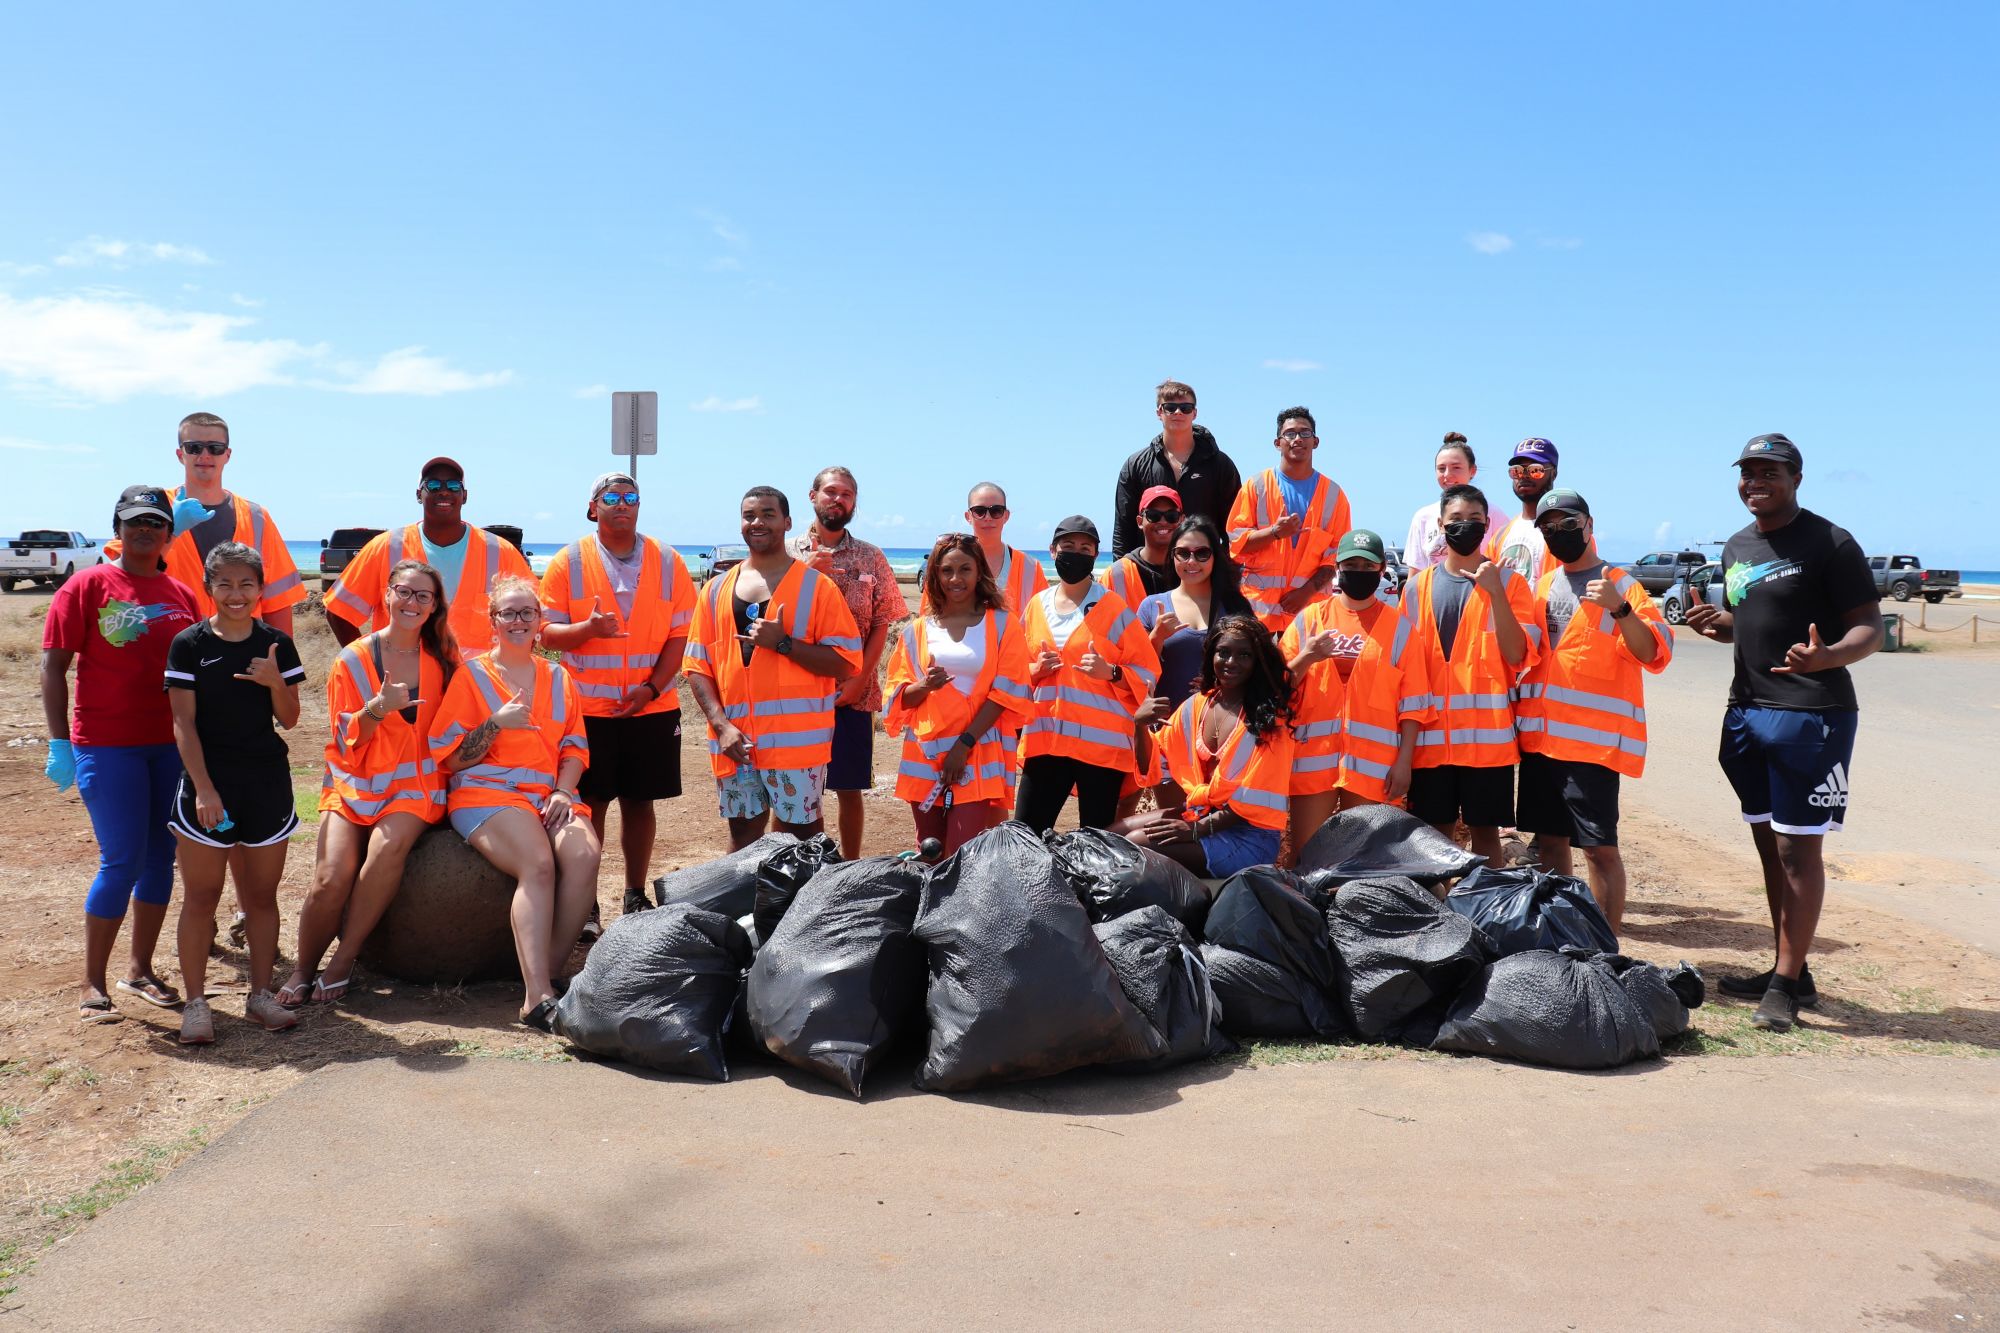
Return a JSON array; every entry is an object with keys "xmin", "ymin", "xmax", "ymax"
[{"xmin": 0, "ymin": 530, "xmax": 99, "ymax": 590}]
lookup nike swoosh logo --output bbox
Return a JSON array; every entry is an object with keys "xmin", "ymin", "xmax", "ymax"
[{"xmin": 200, "ymin": 656, "xmax": 224, "ymax": 666}]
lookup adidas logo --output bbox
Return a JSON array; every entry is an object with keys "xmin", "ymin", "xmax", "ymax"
[{"xmin": 1808, "ymin": 762, "xmax": 1849, "ymax": 809}]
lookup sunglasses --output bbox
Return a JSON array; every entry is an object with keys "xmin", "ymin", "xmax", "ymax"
[
  {"xmin": 122, "ymin": 515, "xmax": 170, "ymax": 530},
  {"xmin": 421, "ymin": 478, "xmax": 466, "ymax": 494},
  {"xmin": 492, "ymin": 607, "xmax": 540, "ymax": 623},
  {"xmin": 966, "ymin": 504, "xmax": 1007, "ymax": 519},
  {"xmin": 597, "ymin": 490, "xmax": 640, "ymax": 507},
  {"xmin": 1142, "ymin": 508, "xmax": 1182, "ymax": 523},
  {"xmin": 1172, "ymin": 546, "xmax": 1214, "ymax": 563},
  {"xmin": 1159, "ymin": 402, "xmax": 1196, "ymax": 415},
  {"xmin": 1537, "ymin": 517, "xmax": 1586, "ymax": 533},
  {"xmin": 1508, "ymin": 463, "xmax": 1554, "ymax": 480},
  {"xmin": 388, "ymin": 584, "xmax": 437, "ymax": 605},
  {"xmin": 179, "ymin": 441, "xmax": 228, "ymax": 456}
]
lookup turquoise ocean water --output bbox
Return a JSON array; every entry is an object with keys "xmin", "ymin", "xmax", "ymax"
[{"xmin": 282, "ymin": 541, "xmax": 1071, "ymax": 578}]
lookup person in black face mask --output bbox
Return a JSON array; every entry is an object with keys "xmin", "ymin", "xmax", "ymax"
[{"xmin": 1280, "ymin": 528, "xmax": 1426, "ymax": 855}]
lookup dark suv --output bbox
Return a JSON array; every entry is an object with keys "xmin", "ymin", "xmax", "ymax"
[{"xmin": 320, "ymin": 527, "xmax": 384, "ymax": 577}]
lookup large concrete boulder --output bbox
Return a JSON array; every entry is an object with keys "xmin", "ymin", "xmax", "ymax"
[{"xmin": 359, "ymin": 825, "xmax": 521, "ymax": 985}]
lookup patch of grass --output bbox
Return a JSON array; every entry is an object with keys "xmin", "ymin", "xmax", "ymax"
[
  {"xmin": 41, "ymin": 1127, "xmax": 210, "ymax": 1223},
  {"xmin": 1664, "ymin": 1007, "xmax": 1842, "ymax": 1057},
  {"xmin": 0, "ymin": 1104, "xmax": 21, "ymax": 1129},
  {"xmin": 1234, "ymin": 1037, "xmax": 1436, "ymax": 1066},
  {"xmin": 1, "ymin": 1239, "xmax": 26, "ymax": 1301},
  {"xmin": 291, "ymin": 774, "xmax": 322, "ymax": 835},
  {"xmin": 0, "ymin": 1060, "xmax": 28, "ymax": 1079},
  {"xmin": 1889, "ymin": 985, "xmax": 1945, "ymax": 1015},
  {"xmin": 446, "ymin": 1039, "xmax": 575, "ymax": 1064}
]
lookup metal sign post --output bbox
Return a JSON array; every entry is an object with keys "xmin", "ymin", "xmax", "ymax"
[{"xmin": 610, "ymin": 391, "xmax": 659, "ymax": 487}]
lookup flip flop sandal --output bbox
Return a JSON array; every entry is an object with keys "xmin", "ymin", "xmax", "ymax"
[
  {"xmin": 115, "ymin": 977, "xmax": 182, "ymax": 1009},
  {"xmin": 78, "ymin": 996, "xmax": 122, "ymax": 1025},
  {"xmin": 275, "ymin": 977, "xmax": 315, "ymax": 1009},
  {"xmin": 310, "ymin": 973, "xmax": 354, "ymax": 1004}
]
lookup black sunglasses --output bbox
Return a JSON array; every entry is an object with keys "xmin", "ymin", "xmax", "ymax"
[
  {"xmin": 1172, "ymin": 546, "xmax": 1214, "ymax": 563},
  {"xmin": 1159, "ymin": 402, "xmax": 1196, "ymax": 415},
  {"xmin": 1142, "ymin": 507, "xmax": 1183, "ymax": 523},
  {"xmin": 421, "ymin": 478, "xmax": 465, "ymax": 494},
  {"xmin": 179, "ymin": 441, "xmax": 228, "ymax": 456},
  {"xmin": 967, "ymin": 504, "xmax": 1007, "ymax": 519}
]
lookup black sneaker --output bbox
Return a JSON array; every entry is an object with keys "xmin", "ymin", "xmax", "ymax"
[
  {"xmin": 1751, "ymin": 985, "xmax": 1797, "ymax": 1032},
  {"xmin": 580, "ymin": 902, "xmax": 603, "ymax": 944},
  {"xmin": 621, "ymin": 888, "xmax": 651, "ymax": 917},
  {"xmin": 1719, "ymin": 965, "xmax": 1819, "ymax": 1008}
]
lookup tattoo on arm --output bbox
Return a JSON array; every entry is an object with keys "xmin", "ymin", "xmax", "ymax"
[{"xmin": 454, "ymin": 717, "xmax": 499, "ymax": 767}]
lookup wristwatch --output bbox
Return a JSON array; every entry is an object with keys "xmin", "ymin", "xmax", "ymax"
[
  {"xmin": 1612, "ymin": 602, "xmax": 1634, "ymax": 620},
  {"xmin": 1107, "ymin": 662, "xmax": 1124, "ymax": 683},
  {"xmin": 775, "ymin": 633, "xmax": 794, "ymax": 655}
]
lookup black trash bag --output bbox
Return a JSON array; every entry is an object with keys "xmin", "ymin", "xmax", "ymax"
[
  {"xmin": 1591, "ymin": 951, "xmax": 1704, "ymax": 1042},
  {"xmin": 1094, "ymin": 907, "xmax": 1233, "ymax": 1068},
  {"xmin": 1201, "ymin": 944, "xmax": 1337, "ymax": 1038},
  {"xmin": 745, "ymin": 857, "xmax": 930, "ymax": 1097},
  {"xmin": 912, "ymin": 821, "xmax": 1164, "ymax": 1091},
  {"xmin": 1444, "ymin": 866, "xmax": 1619, "ymax": 957},
  {"xmin": 753, "ymin": 833, "xmax": 842, "ymax": 941},
  {"xmin": 1326, "ymin": 875, "xmax": 1495, "ymax": 1042},
  {"xmin": 1296, "ymin": 804, "xmax": 1484, "ymax": 894},
  {"xmin": 1432, "ymin": 948, "xmax": 1659, "ymax": 1069},
  {"xmin": 652, "ymin": 833, "xmax": 802, "ymax": 921},
  {"xmin": 1046, "ymin": 828, "xmax": 1214, "ymax": 932},
  {"xmin": 552, "ymin": 904, "xmax": 752, "ymax": 1081},
  {"xmin": 1201, "ymin": 868, "xmax": 1345, "ymax": 1038}
]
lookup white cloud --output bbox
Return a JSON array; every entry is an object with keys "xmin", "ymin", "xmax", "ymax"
[
  {"xmin": 229, "ymin": 293, "xmax": 262, "ymax": 307},
  {"xmin": 1653, "ymin": 521, "xmax": 1673, "ymax": 546},
  {"xmin": 574, "ymin": 383, "xmax": 610, "ymax": 399},
  {"xmin": 531, "ymin": 511, "xmax": 554, "ymax": 521},
  {"xmin": 690, "ymin": 394, "xmax": 761, "ymax": 413},
  {"xmin": 1467, "ymin": 232, "xmax": 1514, "ymax": 255},
  {"xmin": 701, "ymin": 211, "xmax": 749, "ymax": 250},
  {"xmin": 1262, "ymin": 358, "xmax": 1322, "ymax": 373},
  {"xmin": 0, "ymin": 261, "xmax": 48, "ymax": 278},
  {"xmin": 54, "ymin": 236, "xmax": 214, "ymax": 269},
  {"xmin": 0, "ymin": 291, "xmax": 509, "ymax": 402},
  {"xmin": 705, "ymin": 256, "xmax": 743, "ymax": 272},
  {"xmin": 0, "ymin": 434, "xmax": 96, "ymax": 454}
]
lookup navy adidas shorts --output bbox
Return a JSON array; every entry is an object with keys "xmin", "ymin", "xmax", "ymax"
[{"xmin": 1718, "ymin": 705, "xmax": 1857, "ymax": 836}]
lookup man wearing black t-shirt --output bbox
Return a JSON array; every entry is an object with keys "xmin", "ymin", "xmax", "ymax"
[{"xmin": 1687, "ymin": 433, "xmax": 1881, "ymax": 1032}]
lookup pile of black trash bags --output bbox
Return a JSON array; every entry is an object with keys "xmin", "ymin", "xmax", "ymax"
[{"xmin": 550, "ymin": 805, "xmax": 1703, "ymax": 1096}]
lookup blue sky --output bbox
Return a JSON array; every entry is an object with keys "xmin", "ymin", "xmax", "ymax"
[{"xmin": 3, "ymin": 4, "xmax": 1995, "ymax": 566}]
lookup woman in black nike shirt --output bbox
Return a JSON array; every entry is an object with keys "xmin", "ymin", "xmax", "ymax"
[{"xmin": 164, "ymin": 542, "xmax": 306, "ymax": 1045}]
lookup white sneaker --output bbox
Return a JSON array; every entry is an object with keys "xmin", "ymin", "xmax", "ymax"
[
  {"xmin": 179, "ymin": 998, "xmax": 215, "ymax": 1045},
  {"xmin": 245, "ymin": 989, "xmax": 299, "ymax": 1032}
]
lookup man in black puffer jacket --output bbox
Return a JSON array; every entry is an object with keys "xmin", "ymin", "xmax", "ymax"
[{"xmin": 1111, "ymin": 379, "xmax": 1244, "ymax": 559}]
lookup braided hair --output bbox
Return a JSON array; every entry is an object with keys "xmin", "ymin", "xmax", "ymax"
[{"xmin": 1198, "ymin": 613, "xmax": 1293, "ymax": 739}]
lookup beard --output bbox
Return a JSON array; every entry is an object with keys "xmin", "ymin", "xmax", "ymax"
[{"xmin": 815, "ymin": 506, "xmax": 851, "ymax": 532}]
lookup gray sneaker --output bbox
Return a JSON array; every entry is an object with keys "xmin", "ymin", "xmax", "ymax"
[
  {"xmin": 178, "ymin": 997, "xmax": 215, "ymax": 1045},
  {"xmin": 245, "ymin": 989, "xmax": 299, "ymax": 1032},
  {"xmin": 1751, "ymin": 986, "xmax": 1797, "ymax": 1033}
]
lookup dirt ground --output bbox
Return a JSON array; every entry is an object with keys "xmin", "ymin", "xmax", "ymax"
[{"xmin": 3, "ymin": 587, "xmax": 1999, "ymax": 1301}]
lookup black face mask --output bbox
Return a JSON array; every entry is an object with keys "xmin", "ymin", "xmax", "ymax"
[
  {"xmin": 1543, "ymin": 525, "xmax": 1589, "ymax": 564},
  {"xmin": 1443, "ymin": 520, "xmax": 1486, "ymax": 556},
  {"xmin": 1053, "ymin": 550, "xmax": 1096, "ymax": 584},
  {"xmin": 1338, "ymin": 569, "xmax": 1382, "ymax": 601}
]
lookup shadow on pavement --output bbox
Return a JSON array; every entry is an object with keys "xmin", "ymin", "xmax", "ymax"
[{"xmin": 1621, "ymin": 897, "xmax": 1852, "ymax": 957}]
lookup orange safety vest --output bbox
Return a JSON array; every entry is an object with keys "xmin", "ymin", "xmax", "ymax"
[
  {"xmin": 103, "ymin": 490, "xmax": 307, "ymax": 620},
  {"xmin": 1018, "ymin": 585, "xmax": 1162, "ymax": 773},
  {"xmin": 1279, "ymin": 595, "xmax": 1431, "ymax": 801},
  {"xmin": 1097, "ymin": 555, "xmax": 1162, "ymax": 610},
  {"xmin": 428, "ymin": 652, "xmax": 590, "ymax": 818},
  {"xmin": 682, "ymin": 560, "xmax": 863, "ymax": 777},
  {"xmin": 881, "ymin": 609, "xmax": 1036, "ymax": 805},
  {"xmin": 1516, "ymin": 566, "xmax": 1673, "ymax": 778},
  {"xmin": 1227, "ymin": 468, "xmax": 1353, "ymax": 630},
  {"xmin": 1403, "ymin": 564, "xmax": 1543, "ymax": 769},
  {"xmin": 320, "ymin": 635, "xmax": 449, "ymax": 825},
  {"xmin": 926, "ymin": 545, "xmax": 1049, "ymax": 615},
  {"xmin": 325, "ymin": 523, "xmax": 534, "ymax": 656},
  {"xmin": 1158, "ymin": 692, "xmax": 1295, "ymax": 832},
  {"xmin": 539, "ymin": 534, "xmax": 695, "ymax": 718}
]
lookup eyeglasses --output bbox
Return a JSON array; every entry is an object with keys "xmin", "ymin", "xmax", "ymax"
[
  {"xmin": 1537, "ymin": 517, "xmax": 1586, "ymax": 533},
  {"xmin": 421, "ymin": 478, "xmax": 465, "ymax": 494},
  {"xmin": 598, "ymin": 490, "xmax": 640, "ymax": 507},
  {"xmin": 1278, "ymin": 429, "xmax": 1316, "ymax": 442},
  {"xmin": 388, "ymin": 584, "xmax": 437, "ymax": 606},
  {"xmin": 1159, "ymin": 402, "xmax": 1196, "ymax": 415},
  {"xmin": 492, "ymin": 607, "xmax": 540, "ymax": 623},
  {"xmin": 1508, "ymin": 464, "xmax": 1553, "ymax": 480},
  {"xmin": 966, "ymin": 504, "xmax": 1007, "ymax": 519},
  {"xmin": 122, "ymin": 515, "xmax": 170, "ymax": 530},
  {"xmin": 1142, "ymin": 508, "xmax": 1182, "ymax": 523},
  {"xmin": 178, "ymin": 441, "xmax": 228, "ymax": 456},
  {"xmin": 1172, "ymin": 546, "xmax": 1214, "ymax": 563}
]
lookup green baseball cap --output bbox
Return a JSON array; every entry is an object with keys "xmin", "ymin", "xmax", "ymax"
[{"xmin": 1336, "ymin": 528, "xmax": 1387, "ymax": 565}]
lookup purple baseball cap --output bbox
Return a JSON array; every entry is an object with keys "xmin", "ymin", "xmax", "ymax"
[{"xmin": 1510, "ymin": 437, "xmax": 1559, "ymax": 468}]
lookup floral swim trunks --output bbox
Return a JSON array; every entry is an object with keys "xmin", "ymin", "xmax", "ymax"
[{"xmin": 716, "ymin": 763, "xmax": 827, "ymax": 825}]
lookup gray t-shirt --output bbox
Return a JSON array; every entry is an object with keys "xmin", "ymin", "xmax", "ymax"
[
  {"xmin": 1430, "ymin": 568, "xmax": 1475, "ymax": 658},
  {"xmin": 600, "ymin": 541, "xmax": 646, "ymax": 620},
  {"xmin": 186, "ymin": 491, "xmax": 237, "ymax": 561},
  {"xmin": 1544, "ymin": 564, "xmax": 1601, "ymax": 644}
]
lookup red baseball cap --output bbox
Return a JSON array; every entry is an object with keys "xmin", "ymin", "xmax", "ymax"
[
  {"xmin": 420, "ymin": 456, "xmax": 464, "ymax": 480},
  {"xmin": 1137, "ymin": 485, "xmax": 1183, "ymax": 515}
]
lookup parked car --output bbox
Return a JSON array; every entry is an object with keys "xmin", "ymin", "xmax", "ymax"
[
  {"xmin": 1618, "ymin": 550, "xmax": 1711, "ymax": 596},
  {"xmin": 319, "ymin": 527, "xmax": 384, "ymax": 578},
  {"xmin": 1, "ymin": 530, "xmax": 97, "ymax": 590},
  {"xmin": 1381, "ymin": 544, "xmax": 1408, "ymax": 597},
  {"xmin": 711, "ymin": 544, "xmax": 749, "ymax": 579},
  {"xmin": 1868, "ymin": 554, "xmax": 1959, "ymax": 604},
  {"xmin": 1659, "ymin": 562, "xmax": 1722, "ymax": 626}
]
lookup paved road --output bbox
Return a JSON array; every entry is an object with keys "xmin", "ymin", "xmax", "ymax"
[{"xmin": 1630, "ymin": 632, "xmax": 2000, "ymax": 954}]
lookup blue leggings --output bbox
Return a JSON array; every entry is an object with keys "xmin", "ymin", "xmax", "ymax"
[{"xmin": 75, "ymin": 743, "xmax": 182, "ymax": 920}]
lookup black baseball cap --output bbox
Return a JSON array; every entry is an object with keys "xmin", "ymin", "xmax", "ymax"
[
  {"xmin": 114, "ymin": 485, "xmax": 173, "ymax": 524},
  {"xmin": 1733, "ymin": 433, "xmax": 1802, "ymax": 469},
  {"xmin": 1535, "ymin": 489, "xmax": 1591, "ymax": 521},
  {"xmin": 1051, "ymin": 515, "xmax": 1100, "ymax": 545}
]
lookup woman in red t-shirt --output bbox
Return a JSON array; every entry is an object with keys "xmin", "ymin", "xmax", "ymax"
[{"xmin": 41, "ymin": 486, "xmax": 200, "ymax": 1024}]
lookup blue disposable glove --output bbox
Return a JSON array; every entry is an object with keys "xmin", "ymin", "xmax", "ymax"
[
  {"xmin": 171, "ymin": 494, "xmax": 214, "ymax": 537},
  {"xmin": 45, "ymin": 739, "xmax": 75, "ymax": 792}
]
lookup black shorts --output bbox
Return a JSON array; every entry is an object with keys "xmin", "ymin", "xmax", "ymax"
[
  {"xmin": 1516, "ymin": 751, "xmax": 1620, "ymax": 848},
  {"xmin": 168, "ymin": 769, "xmax": 298, "ymax": 848},
  {"xmin": 826, "ymin": 706, "xmax": 875, "ymax": 792},
  {"xmin": 1407, "ymin": 763, "xmax": 1514, "ymax": 830},
  {"xmin": 577, "ymin": 710, "xmax": 683, "ymax": 805}
]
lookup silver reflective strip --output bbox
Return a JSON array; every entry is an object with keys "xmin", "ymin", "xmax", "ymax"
[
  {"xmin": 1539, "ymin": 718, "xmax": 1646, "ymax": 756},
  {"xmin": 264, "ymin": 571, "xmax": 302, "ymax": 596},
  {"xmin": 468, "ymin": 662, "xmax": 505, "ymax": 710},
  {"xmin": 684, "ymin": 641, "xmax": 711, "ymax": 664},
  {"xmin": 992, "ymin": 676, "xmax": 1032, "ymax": 701},
  {"xmin": 721, "ymin": 703, "xmax": 750, "ymax": 720},
  {"xmin": 1233, "ymin": 786, "xmax": 1288, "ymax": 813},
  {"xmin": 544, "ymin": 611, "xmax": 573, "ymax": 626},
  {"xmin": 566, "ymin": 541, "xmax": 585, "ymax": 602},
  {"xmin": 458, "ymin": 763, "xmax": 555, "ymax": 787},
  {"xmin": 751, "ymin": 694, "xmax": 837, "ymax": 717},
  {"xmin": 1400, "ymin": 692, "xmax": 1443, "ymax": 713},
  {"xmin": 1240, "ymin": 573, "xmax": 1288, "ymax": 590},
  {"xmin": 1033, "ymin": 684, "xmax": 1132, "ymax": 722},
  {"xmin": 1293, "ymin": 754, "xmax": 1341, "ymax": 773},
  {"xmin": 548, "ymin": 666, "xmax": 569, "ymax": 723},
  {"xmin": 328, "ymin": 582, "xmax": 373, "ymax": 616},
  {"xmin": 1294, "ymin": 719, "xmax": 1342, "ymax": 741},
  {"xmin": 1390, "ymin": 615, "xmax": 1411, "ymax": 666},
  {"xmin": 821, "ymin": 636, "xmax": 863, "ymax": 652},
  {"xmin": 1446, "ymin": 693, "xmax": 1510, "ymax": 710},
  {"xmin": 326, "ymin": 761, "xmax": 428, "ymax": 794},
  {"xmin": 1103, "ymin": 608, "xmax": 1137, "ymax": 642},
  {"xmin": 437, "ymin": 722, "xmax": 468, "ymax": 744},
  {"xmin": 574, "ymin": 681, "xmax": 627, "ymax": 699},
  {"xmin": 1022, "ymin": 718, "xmax": 1134, "ymax": 750},
  {"xmin": 1417, "ymin": 726, "xmax": 1514, "ymax": 747},
  {"xmin": 1345, "ymin": 719, "xmax": 1400, "ymax": 746},
  {"xmin": 1532, "ymin": 683, "xmax": 1646, "ymax": 721},
  {"xmin": 563, "ymin": 653, "xmax": 628, "ymax": 669},
  {"xmin": 793, "ymin": 567, "xmax": 818, "ymax": 633},
  {"xmin": 1343, "ymin": 754, "xmax": 1392, "ymax": 779},
  {"xmin": 757, "ymin": 726, "xmax": 834, "ymax": 748},
  {"xmin": 248, "ymin": 502, "xmax": 265, "ymax": 549}
]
